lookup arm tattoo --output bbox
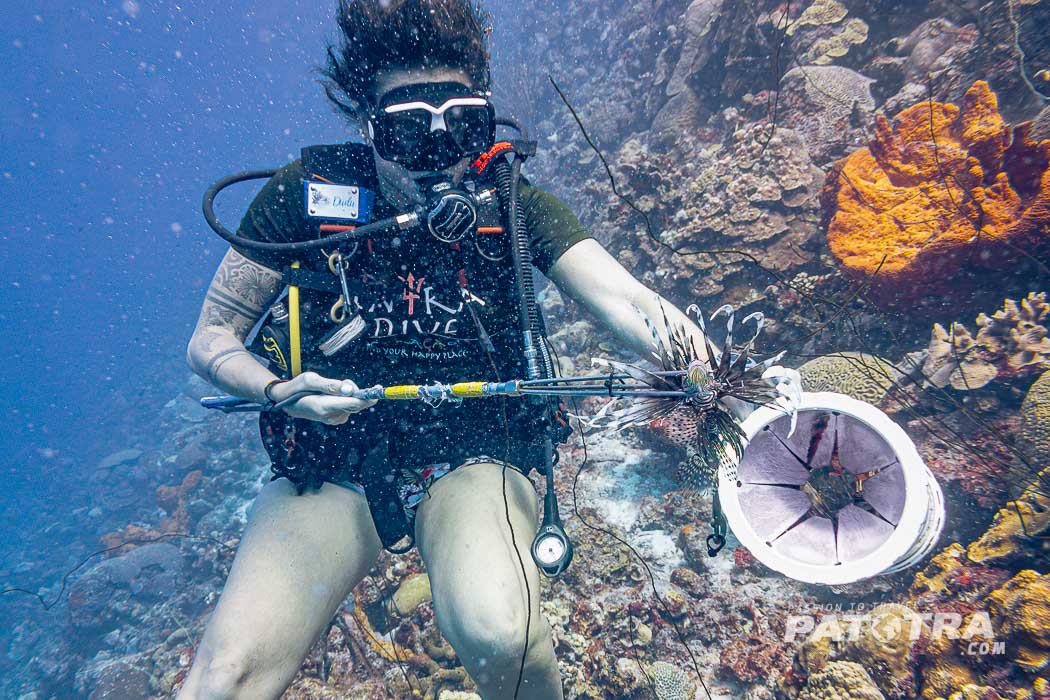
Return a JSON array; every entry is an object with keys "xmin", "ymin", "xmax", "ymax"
[
  {"xmin": 205, "ymin": 347, "xmax": 254, "ymax": 383},
  {"xmin": 196, "ymin": 248, "xmax": 284, "ymax": 339},
  {"xmin": 213, "ymin": 250, "xmax": 282, "ymax": 309}
]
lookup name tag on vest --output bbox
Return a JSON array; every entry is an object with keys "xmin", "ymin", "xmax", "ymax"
[{"xmin": 305, "ymin": 182, "xmax": 374, "ymax": 222}]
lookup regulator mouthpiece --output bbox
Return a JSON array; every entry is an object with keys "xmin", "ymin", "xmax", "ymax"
[{"xmin": 423, "ymin": 177, "xmax": 479, "ymax": 243}]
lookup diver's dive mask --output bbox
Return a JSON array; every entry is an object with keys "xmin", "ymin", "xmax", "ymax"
[{"xmin": 368, "ymin": 82, "xmax": 496, "ymax": 173}]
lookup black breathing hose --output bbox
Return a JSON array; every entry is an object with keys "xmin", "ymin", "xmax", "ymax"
[
  {"xmin": 202, "ymin": 169, "xmax": 412, "ymax": 253},
  {"xmin": 495, "ymin": 156, "xmax": 552, "ymax": 380}
]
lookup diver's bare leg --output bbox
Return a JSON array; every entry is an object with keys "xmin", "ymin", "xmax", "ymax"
[
  {"xmin": 176, "ymin": 479, "xmax": 382, "ymax": 700},
  {"xmin": 415, "ymin": 461, "xmax": 564, "ymax": 700}
]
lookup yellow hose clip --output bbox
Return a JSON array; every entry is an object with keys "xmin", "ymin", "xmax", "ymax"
[
  {"xmin": 384, "ymin": 385, "xmax": 422, "ymax": 400},
  {"xmin": 451, "ymin": 382, "xmax": 486, "ymax": 398}
]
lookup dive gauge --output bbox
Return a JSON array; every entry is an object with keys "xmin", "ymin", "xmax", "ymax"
[{"xmin": 532, "ymin": 522, "xmax": 573, "ymax": 578}]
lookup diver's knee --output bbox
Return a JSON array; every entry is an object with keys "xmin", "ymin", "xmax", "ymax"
[
  {"xmin": 452, "ymin": 611, "xmax": 552, "ymax": 673},
  {"xmin": 184, "ymin": 649, "xmax": 258, "ymax": 700}
]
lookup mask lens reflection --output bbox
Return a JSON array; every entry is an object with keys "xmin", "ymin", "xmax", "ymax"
[
  {"xmin": 446, "ymin": 105, "xmax": 492, "ymax": 153},
  {"xmin": 379, "ymin": 110, "xmax": 431, "ymax": 155}
]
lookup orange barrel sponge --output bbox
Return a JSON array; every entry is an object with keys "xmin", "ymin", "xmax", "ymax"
[{"xmin": 822, "ymin": 81, "xmax": 1050, "ymax": 302}]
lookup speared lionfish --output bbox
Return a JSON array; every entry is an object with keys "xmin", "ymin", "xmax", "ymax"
[{"xmin": 577, "ymin": 303, "xmax": 802, "ymax": 490}]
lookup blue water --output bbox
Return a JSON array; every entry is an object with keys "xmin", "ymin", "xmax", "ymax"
[{"xmin": 0, "ymin": 1, "xmax": 399, "ymax": 551}]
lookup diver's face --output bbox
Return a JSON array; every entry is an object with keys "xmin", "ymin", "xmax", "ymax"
[{"xmin": 366, "ymin": 66, "xmax": 484, "ymax": 176}]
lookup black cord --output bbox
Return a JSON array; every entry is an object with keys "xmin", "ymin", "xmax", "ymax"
[
  {"xmin": 0, "ymin": 533, "xmax": 234, "ymax": 611},
  {"xmin": 543, "ymin": 337, "xmax": 712, "ymax": 700}
]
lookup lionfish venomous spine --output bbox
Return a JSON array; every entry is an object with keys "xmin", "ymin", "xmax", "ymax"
[{"xmin": 577, "ymin": 303, "xmax": 801, "ymax": 490}]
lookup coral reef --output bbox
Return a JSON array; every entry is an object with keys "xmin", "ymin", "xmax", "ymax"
[
  {"xmin": 1021, "ymin": 369, "xmax": 1050, "ymax": 465},
  {"xmin": 966, "ymin": 491, "xmax": 1050, "ymax": 567},
  {"xmin": 67, "ymin": 543, "xmax": 185, "ymax": 636},
  {"xmin": 973, "ymin": 293, "xmax": 1050, "ymax": 377},
  {"xmin": 797, "ymin": 661, "xmax": 886, "ymax": 700},
  {"xmin": 984, "ymin": 570, "xmax": 1050, "ymax": 671},
  {"xmin": 648, "ymin": 660, "xmax": 697, "ymax": 700},
  {"xmin": 922, "ymin": 322, "xmax": 998, "ymax": 390},
  {"xmin": 785, "ymin": 0, "xmax": 868, "ymax": 66},
  {"xmin": 12, "ymin": 3, "xmax": 1050, "ymax": 700},
  {"xmin": 789, "ymin": 603, "xmax": 923, "ymax": 698},
  {"xmin": 822, "ymin": 82, "xmax": 1050, "ymax": 303},
  {"xmin": 926, "ymin": 293, "xmax": 1050, "ymax": 390},
  {"xmin": 797, "ymin": 352, "xmax": 902, "ymax": 405},
  {"xmin": 721, "ymin": 632, "xmax": 794, "ymax": 684},
  {"xmin": 914, "ymin": 568, "xmax": 1050, "ymax": 699},
  {"xmin": 100, "ymin": 469, "xmax": 206, "ymax": 554},
  {"xmin": 604, "ymin": 121, "xmax": 825, "ymax": 304},
  {"xmin": 779, "ymin": 65, "xmax": 876, "ymax": 164}
]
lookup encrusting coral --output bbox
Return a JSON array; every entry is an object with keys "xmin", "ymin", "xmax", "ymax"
[
  {"xmin": 822, "ymin": 81, "xmax": 1050, "ymax": 302},
  {"xmin": 967, "ymin": 490, "xmax": 1050, "ymax": 566},
  {"xmin": 984, "ymin": 570, "xmax": 1050, "ymax": 672},
  {"xmin": 797, "ymin": 661, "xmax": 886, "ymax": 700},
  {"xmin": 791, "ymin": 603, "xmax": 922, "ymax": 699},
  {"xmin": 922, "ymin": 293, "xmax": 1050, "ymax": 390},
  {"xmin": 769, "ymin": 0, "xmax": 869, "ymax": 67}
]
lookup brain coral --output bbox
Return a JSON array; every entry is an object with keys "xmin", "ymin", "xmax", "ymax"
[
  {"xmin": 822, "ymin": 81, "xmax": 1050, "ymax": 301},
  {"xmin": 648, "ymin": 661, "xmax": 696, "ymax": 700},
  {"xmin": 798, "ymin": 661, "xmax": 886, "ymax": 700},
  {"xmin": 798, "ymin": 352, "xmax": 902, "ymax": 404},
  {"xmin": 1021, "ymin": 370, "xmax": 1050, "ymax": 465}
]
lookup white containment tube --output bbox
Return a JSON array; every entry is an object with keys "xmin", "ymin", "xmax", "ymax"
[{"xmin": 718, "ymin": 392, "xmax": 945, "ymax": 586}]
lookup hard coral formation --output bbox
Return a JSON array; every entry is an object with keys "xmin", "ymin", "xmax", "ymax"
[
  {"xmin": 607, "ymin": 121, "xmax": 824, "ymax": 301},
  {"xmin": 721, "ymin": 632, "xmax": 794, "ymax": 684},
  {"xmin": 822, "ymin": 82, "xmax": 1050, "ymax": 302},
  {"xmin": 916, "ymin": 569, "xmax": 1050, "ymax": 698},
  {"xmin": 769, "ymin": 0, "xmax": 869, "ymax": 67},
  {"xmin": 966, "ymin": 491, "xmax": 1050, "ymax": 566},
  {"xmin": 780, "ymin": 65, "xmax": 876, "ymax": 164},
  {"xmin": 389, "ymin": 572, "xmax": 432, "ymax": 617},
  {"xmin": 923, "ymin": 323, "xmax": 999, "ymax": 390},
  {"xmin": 648, "ymin": 660, "xmax": 697, "ymax": 700},
  {"xmin": 976, "ymin": 293, "xmax": 1050, "ymax": 376},
  {"xmin": 1021, "ymin": 370, "xmax": 1050, "ymax": 465},
  {"xmin": 795, "ymin": 603, "xmax": 922, "ymax": 699},
  {"xmin": 798, "ymin": 352, "xmax": 902, "ymax": 404},
  {"xmin": 908, "ymin": 543, "xmax": 964, "ymax": 596},
  {"xmin": 797, "ymin": 661, "xmax": 886, "ymax": 700},
  {"xmin": 922, "ymin": 292, "xmax": 1050, "ymax": 390},
  {"xmin": 985, "ymin": 570, "xmax": 1050, "ymax": 671}
]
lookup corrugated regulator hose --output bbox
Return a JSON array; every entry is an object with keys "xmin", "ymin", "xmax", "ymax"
[{"xmin": 493, "ymin": 156, "xmax": 555, "ymax": 380}]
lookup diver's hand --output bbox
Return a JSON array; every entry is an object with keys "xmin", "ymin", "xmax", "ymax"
[{"xmin": 269, "ymin": 372, "xmax": 377, "ymax": 425}]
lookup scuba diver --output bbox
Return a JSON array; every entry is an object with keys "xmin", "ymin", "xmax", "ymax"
[{"xmin": 179, "ymin": 1, "xmax": 723, "ymax": 698}]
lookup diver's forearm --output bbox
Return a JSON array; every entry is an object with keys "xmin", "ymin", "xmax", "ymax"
[
  {"xmin": 187, "ymin": 329, "xmax": 277, "ymax": 403},
  {"xmin": 621, "ymin": 288, "xmax": 713, "ymax": 365}
]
